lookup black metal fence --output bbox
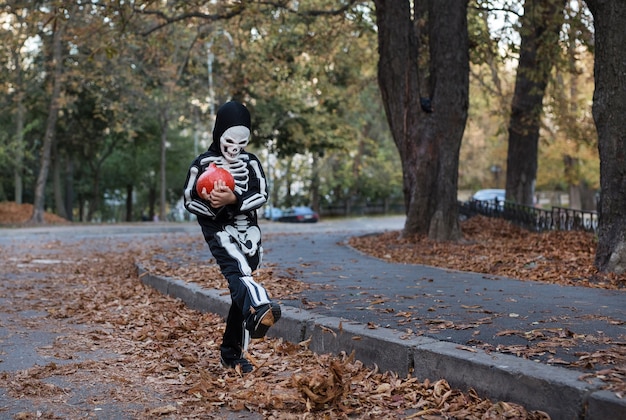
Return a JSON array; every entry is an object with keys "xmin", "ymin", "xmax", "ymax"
[
  {"xmin": 317, "ymin": 197, "xmax": 599, "ymax": 234},
  {"xmin": 320, "ymin": 201, "xmax": 405, "ymax": 217},
  {"xmin": 458, "ymin": 199, "xmax": 599, "ymax": 234}
]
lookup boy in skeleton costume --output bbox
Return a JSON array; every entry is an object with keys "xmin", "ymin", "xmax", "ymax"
[{"xmin": 183, "ymin": 101, "xmax": 281, "ymax": 373}]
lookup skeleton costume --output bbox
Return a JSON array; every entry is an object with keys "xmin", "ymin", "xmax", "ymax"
[{"xmin": 183, "ymin": 101, "xmax": 281, "ymax": 373}]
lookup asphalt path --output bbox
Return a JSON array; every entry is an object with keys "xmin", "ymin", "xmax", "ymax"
[
  {"xmin": 2, "ymin": 217, "xmax": 625, "ymax": 419},
  {"xmin": 3, "ymin": 217, "xmax": 625, "ymax": 369},
  {"xmin": 117, "ymin": 216, "xmax": 626, "ymax": 370},
  {"xmin": 259, "ymin": 221, "xmax": 626, "ymax": 368}
]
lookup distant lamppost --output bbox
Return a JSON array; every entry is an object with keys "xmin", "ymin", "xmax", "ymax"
[{"xmin": 490, "ymin": 164, "xmax": 502, "ymax": 186}]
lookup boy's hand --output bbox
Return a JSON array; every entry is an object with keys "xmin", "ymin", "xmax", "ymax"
[
  {"xmin": 208, "ymin": 180, "xmax": 236, "ymax": 208},
  {"xmin": 198, "ymin": 187, "xmax": 211, "ymax": 201}
]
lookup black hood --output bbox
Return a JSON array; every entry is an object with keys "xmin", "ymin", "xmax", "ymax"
[{"xmin": 208, "ymin": 101, "xmax": 251, "ymax": 154}]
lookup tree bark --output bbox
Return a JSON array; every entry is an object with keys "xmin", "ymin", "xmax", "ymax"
[
  {"xmin": 159, "ymin": 107, "xmax": 168, "ymax": 222},
  {"xmin": 65, "ymin": 158, "xmax": 74, "ymax": 221},
  {"xmin": 30, "ymin": 14, "xmax": 65, "ymax": 224},
  {"xmin": 585, "ymin": 0, "xmax": 626, "ymax": 273},
  {"xmin": 374, "ymin": 0, "xmax": 468, "ymax": 240},
  {"xmin": 148, "ymin": 184, "xmax": 156, "ymax": 221},
  {"xmin": 13, "ymin": 48, "xmax": 24, "ymax": 205},
  {"xmin": 505, "ymin": 0, "xmax": 565, "ymax": 205},
  {"xmin": 86, "ymin": 166, "xmax": 102, "ymax": 222},
  {"xmin": 310, "ymin": 153, "xmax": 321, "ymax": 213},
  {"xmin": 126, "ymin": 184, "xmax": 134, "ymax": 222},
  {"xmin": 52, "ymin": 139, "xmax": 68, "ymax": 219}
]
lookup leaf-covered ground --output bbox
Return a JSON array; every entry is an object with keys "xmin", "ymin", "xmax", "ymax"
[
  {"xmin": 3, "ymin": 203, "xmax": 625, "ymax": 417},
  {"xmin": 1, "ymin": 236, "xmax": 551, "ymax": 419},
  {"xmin": 0, "ymin": 204, "xmax": 555, "ymax": 419},
  {"xmin": 349, "ymin": 215, "xmax": 626, "ymax": 290}
]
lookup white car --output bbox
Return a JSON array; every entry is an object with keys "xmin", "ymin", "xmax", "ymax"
[
  {"xmin": 472, "ymin": 189, "xmax": 505, "ymax": 202},
  {"xmin": 471, "ymin": 189, "xmax": 506, "ymax": 210}
]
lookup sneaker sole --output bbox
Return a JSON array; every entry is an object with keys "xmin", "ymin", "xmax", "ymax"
[{"xmin": 250, "ymin": 304, "xmax": 281, "ymax": 339}]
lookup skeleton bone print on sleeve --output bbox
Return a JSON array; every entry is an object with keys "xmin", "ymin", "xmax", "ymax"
[{"xmin": 184, "ymin": 165, "xmax": 216, "ymax": 217}]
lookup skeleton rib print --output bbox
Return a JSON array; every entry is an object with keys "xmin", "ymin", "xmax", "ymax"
[
  {"xmin": 199, "ymin": 154, "xmax": 267, "ymax": 212},
  {"xmin": 200, "ymin": 155, "xmax": 249, "ymax": 194}
]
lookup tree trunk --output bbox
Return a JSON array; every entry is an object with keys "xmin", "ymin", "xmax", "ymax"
[
  {"xmin": 52, "ymin": 139, "xmax": 68, "ymax": 219},
  {"xmin": 65, "ymin": 158, "xmax": 74, "ymax": 221},
  {"xmin": 284, "ymin": 157, "xmax": 293, "ymax": 208},
  {"xmin": 568, "ymin": 184, "xmax": 582, "ymax": 210},
  {"xmin": 13, "ymin": 48, "xmax": 24, "ymax": 205},
  {"xmin": 505, "ymin": 0, "xmax": 565, "ymax": 205},
  {"xmin": 126, "ymin": 184, "xmax": 134, "ymax": 222},
  {"xmin": 585, "ymin": 0, "xmax": 626, "ymax": 273},
  {"xmin": 310, "ymin": 153, "xmax": 321, "ymax": 213},
  {"xmin": 30, "ymin": 15, "xmax": 65, "ymax": 224},
  {"xmin": 374, "ymin": 0, "xmax": 468, "ymax": 240},
  {"xmin": 78, "ymin": 194, "xmax": 85, "ymax": 222},
  {"xmin": 86, "ymin": 167, "xmax": 101, "ymax": 222},
  {"xmin": 159, "ymin": 107, "xmax": 168, "ymax": 222},
  {"xmin": 148, "ymin": 185, "xmax": 156, "ymax": 221}
]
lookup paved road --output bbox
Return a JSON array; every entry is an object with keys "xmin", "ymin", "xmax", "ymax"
[
  {"xmin": 262, "ymin": 224, "xmax": 626, "ymax": 366},
  {"xmin": 153, "ymin": 216, "xmax": 626, "ymax": 369},
  {"xmin": 2, "ymin": 217, "xmax": 626, "ymax": 419}
]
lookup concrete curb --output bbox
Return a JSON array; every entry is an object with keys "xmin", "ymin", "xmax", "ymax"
[{"xmin": 137, "ymin": 266, "xmax": 626, "ymax": 420}]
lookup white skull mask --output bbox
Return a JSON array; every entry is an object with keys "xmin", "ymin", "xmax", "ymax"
[{"xmin": 220, "ymin": 126, "xmax": 250, "ymax": 163}]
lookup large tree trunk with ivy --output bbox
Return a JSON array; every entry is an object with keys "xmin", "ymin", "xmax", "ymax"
[
  {"xmin": 585, "ymin": 0, "xmax": 626, "ymax": 273},
  {"xmin": 374, "ymin": 0, "xmax": 468, "ymax": 240},
  {"xmin": 505, "ymin": 0, "xmax": 565, "ymax": 206}
]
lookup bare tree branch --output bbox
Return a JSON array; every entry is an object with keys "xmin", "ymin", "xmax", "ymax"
[
  {"xmin": 136, "ymin": 7, "xmax": 245, "ymax": 37},
  {"xmin": 256, "ymin": 0, "xmax": 362, "ymax": 17},
  {"xmin": 128, "ymin": 0, "xmax": 362, "ymax": 36}
]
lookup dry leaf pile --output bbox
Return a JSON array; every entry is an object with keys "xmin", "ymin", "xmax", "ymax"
[
  {"xmin": 349, "ymin": 215, "xmax": 625, "ymax": 290},
  {"xmin": 0, "ymin": 202, "xmax": 68, "ymax": 225},
  {"xmin": 1, "ymin": 232, "xmax": 550, "ymax": 419}
]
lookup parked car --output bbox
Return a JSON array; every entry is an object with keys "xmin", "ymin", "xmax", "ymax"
[
  {"xmin": 262, "ymin": 207, "xmax": 284, "ymax": 221},
  {"xmin": 277, "ymin": 206, "xmax": 319, "ymax": 223},
  {"xmin": 471, "ymin": 189, "xmax": 506, "ymax": 210},
  {"xmin": 472, "ymin": 189, "xmax": 505, "ymax": 201}
]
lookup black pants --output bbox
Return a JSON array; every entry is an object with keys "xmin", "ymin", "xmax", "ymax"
[{"xmin": 202, "ymin": 225, "xmax": 271, "ymax": 359}]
